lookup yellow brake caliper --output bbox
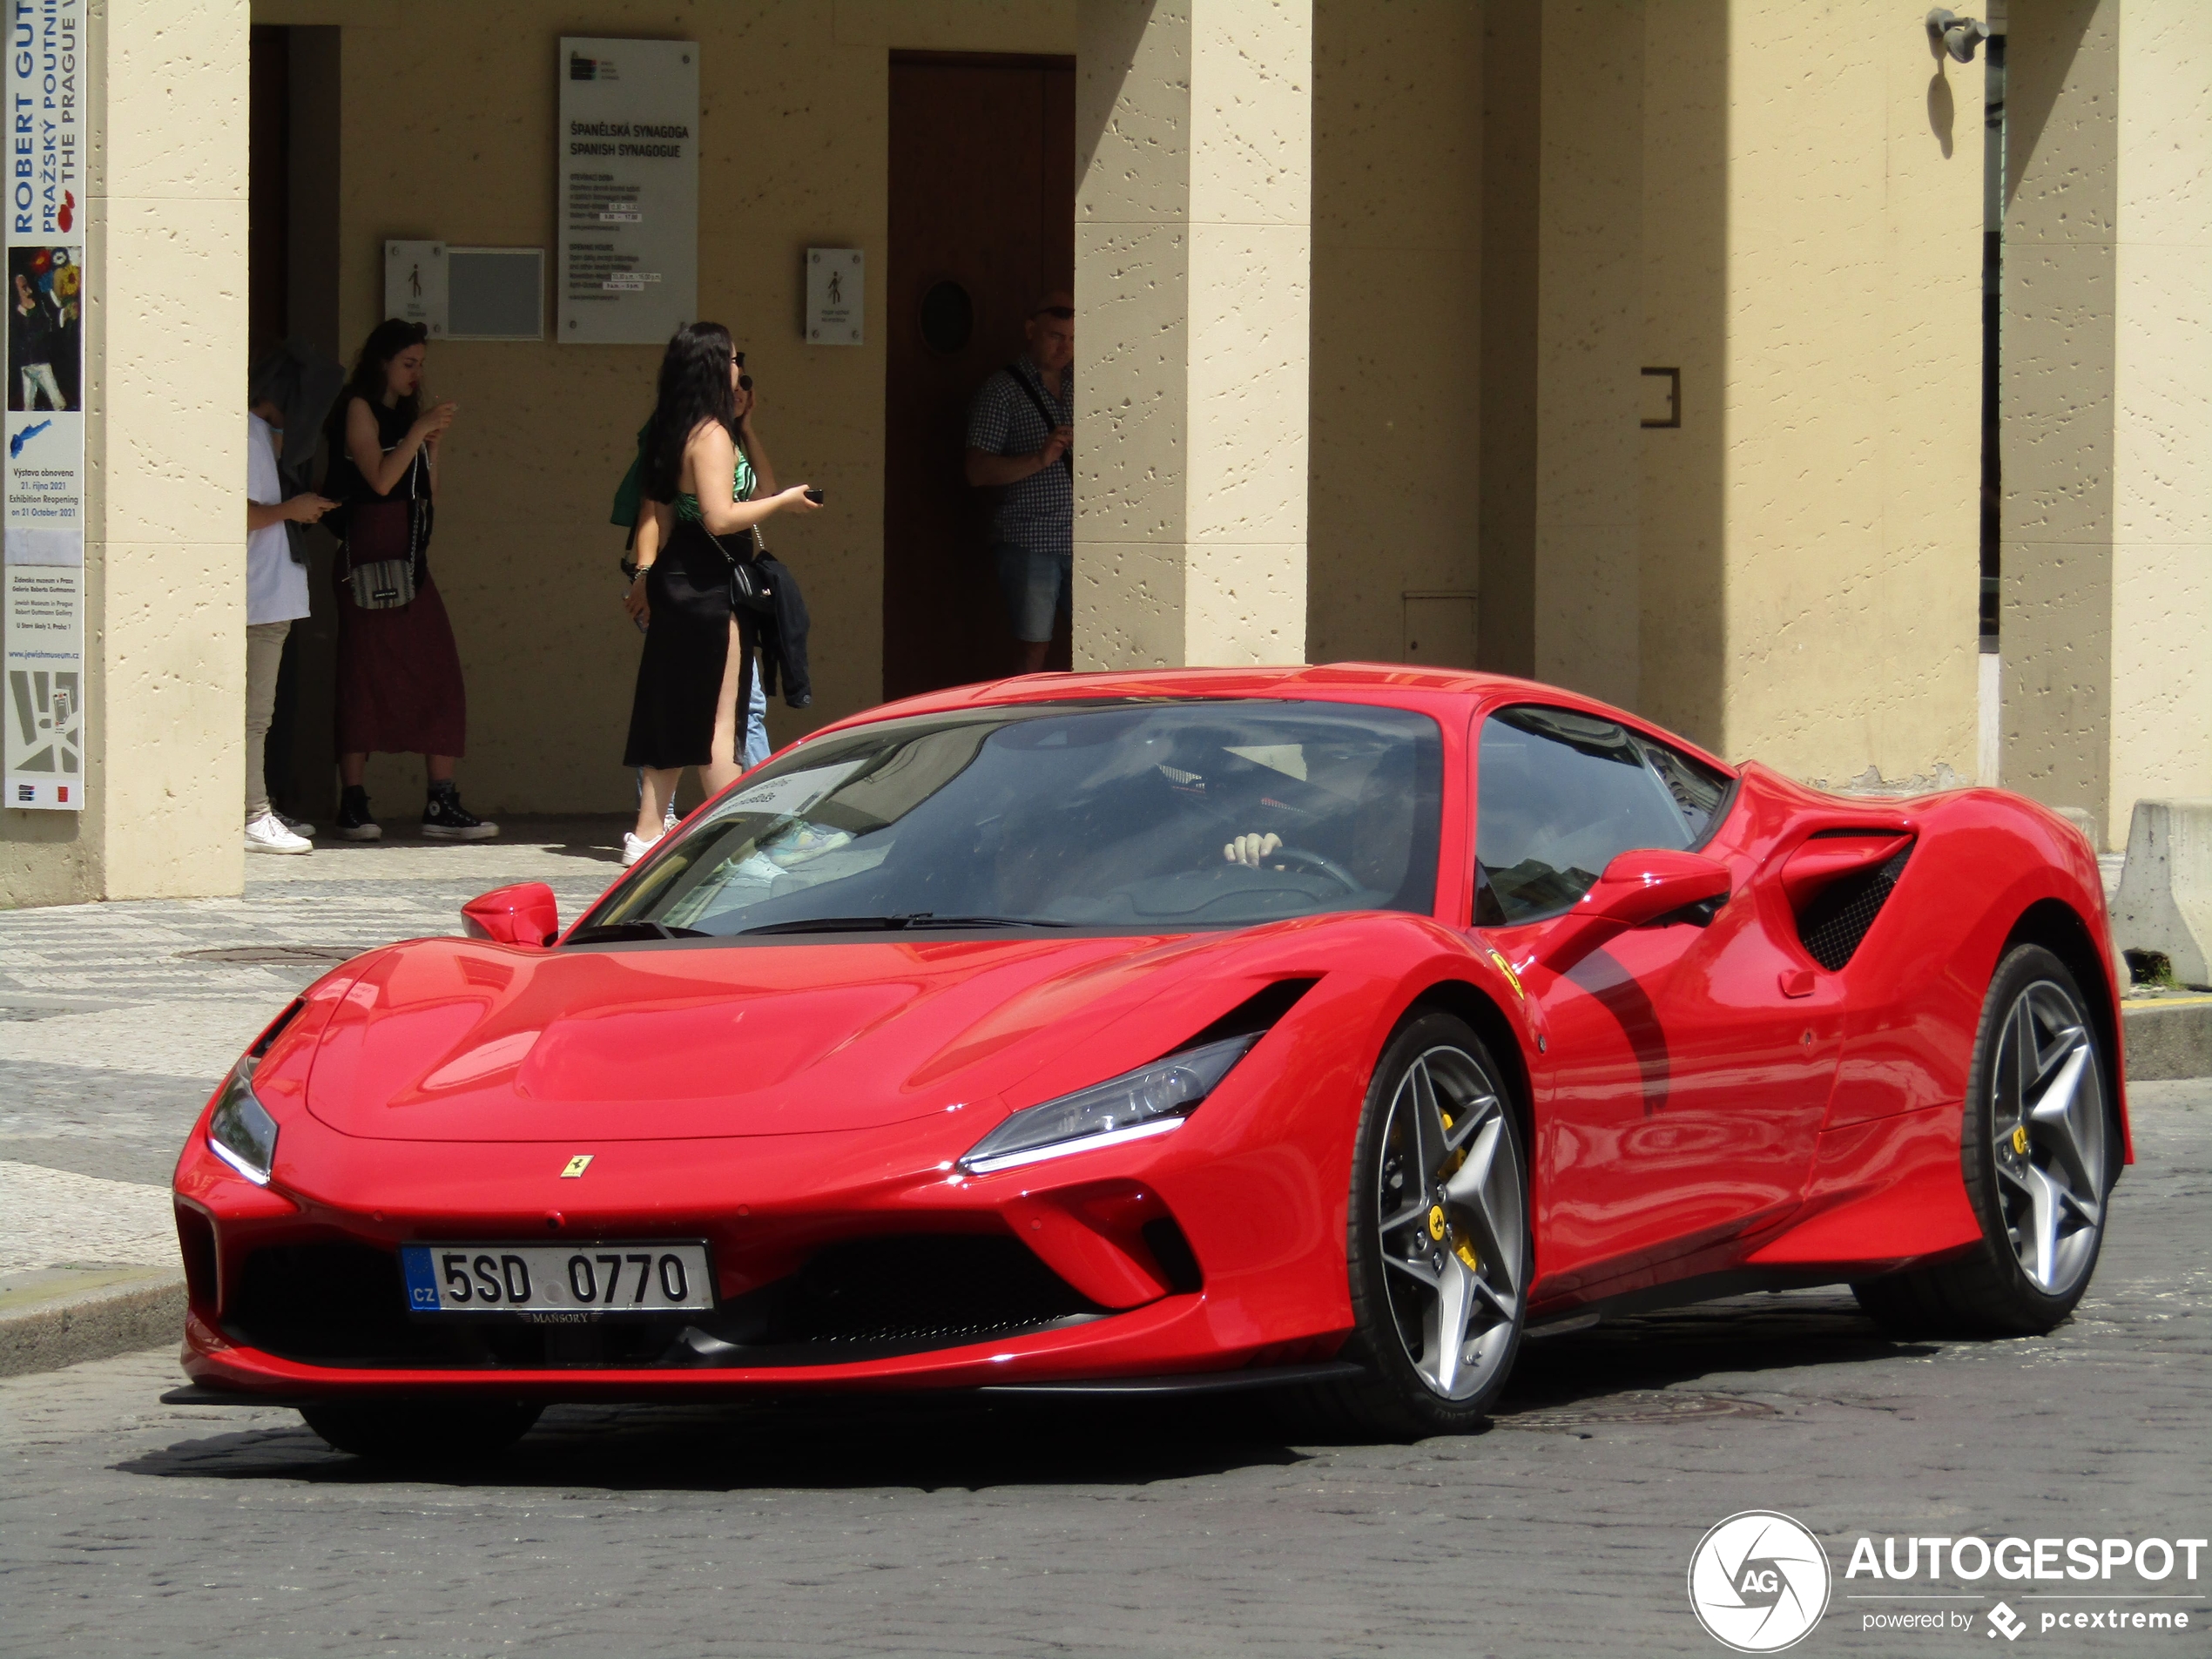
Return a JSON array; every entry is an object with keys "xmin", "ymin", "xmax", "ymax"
[{"xmin": 1439, "ymin": 1110, "xmax": 1481, "ymax": 1274}]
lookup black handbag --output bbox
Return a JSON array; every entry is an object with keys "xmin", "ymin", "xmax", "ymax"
[{"xmin": 706, "ymin": 524, "xmax": 776, "ymax": 614}]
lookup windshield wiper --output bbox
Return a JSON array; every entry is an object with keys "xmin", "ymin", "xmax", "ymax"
[
  {"xmin": 565, "ymin": 920, "xmax": 708, "ymax": 945},
  {"xmin": 736, "ymin": 913, "xmax": 1075, "ymax": 936}
]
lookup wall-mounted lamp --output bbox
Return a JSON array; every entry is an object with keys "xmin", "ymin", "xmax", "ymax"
[{"xmin": 1925, "ymin": 8, "xmax": 1989, "ymax": 63}]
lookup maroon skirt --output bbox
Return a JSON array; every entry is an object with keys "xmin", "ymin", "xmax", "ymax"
[{"xmin": 334, "ymin": 569, "xmax": 468, "ymax": 757}]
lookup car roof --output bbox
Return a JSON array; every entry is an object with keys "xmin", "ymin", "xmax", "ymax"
[{"xmin": 816, "ymin": 664, "xmax": 1725, "ymax": 763}]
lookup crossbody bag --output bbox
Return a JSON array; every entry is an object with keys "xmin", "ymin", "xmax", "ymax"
[{"xmin": 342, "ymin": 448, "xmax": 425, "ymax": 611}]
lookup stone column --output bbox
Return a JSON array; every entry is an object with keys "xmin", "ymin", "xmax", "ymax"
[
  {"xmin": 1074, "ymin": 0, "xmax": 1312, "ymax": 669},
  {"xmin": 1530, "ymin": 0, "xmax": 1645, "ymax": 711},
  {"xmin": 0, "ymin": 0, "xmax": 248, "ymax": 905},
  {"xmin": 2006, "ymin": 0, "xmax": 2212, "ymax": 847}
]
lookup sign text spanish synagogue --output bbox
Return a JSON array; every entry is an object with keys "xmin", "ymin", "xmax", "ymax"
[{"xmin": 556, "ymin": 37, "xmax": 698, "ymax": 346}]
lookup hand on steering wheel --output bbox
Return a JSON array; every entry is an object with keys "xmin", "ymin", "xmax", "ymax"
[{"xmin": 1222, "ymin": 833, "xmax": 1362, "ymax": 894}]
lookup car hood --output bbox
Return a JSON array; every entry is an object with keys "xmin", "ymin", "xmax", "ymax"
[{"xmin": 302, "ymin": 926, "xmax": 1344, "ymax": 1143}]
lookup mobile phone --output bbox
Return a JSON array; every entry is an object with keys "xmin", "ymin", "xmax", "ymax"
[{"xmin": 803, "ymin": 487, "xmax": 826, "ymax": 504}]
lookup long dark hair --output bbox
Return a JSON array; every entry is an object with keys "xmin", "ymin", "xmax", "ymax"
[
  {"xmin": 325, "ymin": 318, "xmax": 428, "ymax": 449},
  {"xmin": 644, "ymin": 321, "xmax": 738, "ymax": 502}
]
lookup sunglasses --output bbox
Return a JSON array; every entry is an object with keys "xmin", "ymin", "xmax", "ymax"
[
  {"xmin": 731, "ymin": 351, "xmax": 746, "ymax": 368},
  {"xmin": 1033, "ymin": 306, "xmax": 1075, "ymax": 320}
]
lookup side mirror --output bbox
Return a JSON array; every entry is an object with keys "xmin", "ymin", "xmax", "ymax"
[
  {"xmin": 462, "ymin": 881, "xmax": 560, "ymax": 949},
  {"xmin": 1534, "ymin": 849, "xmax": 1731, "ymax": 974}
]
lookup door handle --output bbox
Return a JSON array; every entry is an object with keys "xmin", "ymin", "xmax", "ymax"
[{"xmin": 1778, "ymin": 968, "xmax": 1816, "ymax": 998}]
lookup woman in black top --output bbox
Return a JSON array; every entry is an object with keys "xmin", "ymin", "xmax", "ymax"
[
  {"xmin": 321, "ymin": 318, "xmax": 495, "ymax": 840},
  {"xmin": 619, "ymin": 322, "xmax": 819, "ymax": 863}
]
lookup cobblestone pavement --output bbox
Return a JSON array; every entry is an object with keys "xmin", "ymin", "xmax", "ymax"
[
  {"xmin": 0, "ymin": 820, "xmax": 627, "ymax": 1190},
  {"xmin": 0, "ymin": 1088, "xmax": 2201, "ymax": 1656}
]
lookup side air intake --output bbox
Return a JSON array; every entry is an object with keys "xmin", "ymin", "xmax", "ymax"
[{"xmin": 1795, "ymin": 840, "xmax": 1912, "ymax": 970}]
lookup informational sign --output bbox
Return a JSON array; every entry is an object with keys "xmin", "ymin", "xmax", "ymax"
[
  {"xmin": 384, "ymin": 239, "xmax": 448, "ymax": 339},
  {"xmin": 384, "ymin": 243, "xmax": 545, "ymax": 341},
  {"xmin": 557, "ymin": 37, "xmax": 698, "ymax": 346},
  {"xmin": 3, "ymin": 0, "xmax": 86, "ymax": 812},
  {"xmin": 806, "ymin": 249, "xmax": 865, "ymax": 345}
]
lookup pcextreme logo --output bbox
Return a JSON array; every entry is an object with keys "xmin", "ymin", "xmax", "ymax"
[{"xmin": 1689, "ymin": 1511, "xmax": 1833, "ymax": 1652}]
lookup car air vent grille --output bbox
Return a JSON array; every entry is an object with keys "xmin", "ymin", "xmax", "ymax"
[
  {"xmin": 766, "ymin": 1234, "xmax": 1101, "ymax": 1348},
  {"xmin": 1797, "ymin": 845, "xmax": 1912, "ymax": 970}
]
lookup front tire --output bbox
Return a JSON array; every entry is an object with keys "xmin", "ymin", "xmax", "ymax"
[
  {"xmin": 1308, "ymin": 1011, "xmax": 1529, "ymax": 1437},
  {"xmin": 1854, "ymin": 944, "xmax": 2116, "ymax": 1337},
  {"xmin": 300, "ymin": 1399, "xmax": 543, "ymax": 1463}
]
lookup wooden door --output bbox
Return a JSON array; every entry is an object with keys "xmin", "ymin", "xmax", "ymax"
[{"xmin": 884, "ymin": 54, "xmax": 1075, "ymax": 701}]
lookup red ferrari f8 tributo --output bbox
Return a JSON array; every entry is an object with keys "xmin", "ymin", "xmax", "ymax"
[{"xmin": 169, "ymin": 667, "xmax": 2128, "ymax": 1454}]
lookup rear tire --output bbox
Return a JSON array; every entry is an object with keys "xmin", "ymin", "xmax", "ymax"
[
  {"xmin": 1853, "ymin": 944, "xmax": 2116, "ymax": 1338},
  {"xmin": 1299, "ymin": 1011, "xmax": 1528, "ymax": 1439},
  {"xmin": 300, "ymin": 1399, "xmax": 543, "ymax": 1463}
]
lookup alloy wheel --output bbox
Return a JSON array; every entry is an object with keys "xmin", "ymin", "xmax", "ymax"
[
  {"xmin": 1376, "ymin": 1044, "xmax": 1524, "ymax": 1400},
  {"xmin": 1990, "ymin": 980, "xmax": 2107, "ymax": 1298}
]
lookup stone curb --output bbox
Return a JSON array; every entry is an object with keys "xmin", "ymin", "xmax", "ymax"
[
  {"xmin": 0, "ymin": 1270, "xmax": 185, "ymax": 1379},
  {"xmin": 2124, "ymin": 995, "xmax": 2212, "ymax": 1084}
]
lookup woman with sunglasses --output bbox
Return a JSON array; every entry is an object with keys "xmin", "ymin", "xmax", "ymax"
[{"xmin": 620, "ymin": 326, "xmax": 820, "ymax": 866}]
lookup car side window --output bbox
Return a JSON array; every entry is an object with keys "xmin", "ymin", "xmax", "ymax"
[{"xmin": 1474, "ymin": 705, "xmax": 1730, "ymax": 925}]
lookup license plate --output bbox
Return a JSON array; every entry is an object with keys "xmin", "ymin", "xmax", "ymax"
[{"xmin": 401, "ymin": 1243, "xmax": 713, "ymax": 1317}]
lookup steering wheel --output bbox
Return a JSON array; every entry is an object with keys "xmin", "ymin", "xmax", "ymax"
[{"xmin": 1258, "ymin": 846, "xmax": 1362, "ymax": 894}]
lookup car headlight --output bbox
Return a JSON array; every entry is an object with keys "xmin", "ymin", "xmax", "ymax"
[
  {"xmin": 959, "ymin": 1034, "xmax": 1260, "ymax": 1174},
  {"xmin": 206, "ymin": 1062, "xmax": 279, "ymax": 1186}
]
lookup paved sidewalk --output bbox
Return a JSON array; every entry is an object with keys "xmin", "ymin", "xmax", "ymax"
[
  {"xmin": 0, "ymin": 820, "xmax": 631, "ymax": 1369},
  {"xmin": 0, "ymin": 817, "xmax": 629, "ymax": 1189}
]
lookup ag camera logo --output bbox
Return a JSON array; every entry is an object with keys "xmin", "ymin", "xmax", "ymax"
[{"xmin": 1689, "ymin": 1510, "xmax": 1832, "ymax": 1652}]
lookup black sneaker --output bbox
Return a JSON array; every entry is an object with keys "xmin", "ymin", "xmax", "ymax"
[
  {"xmin": 423, "ymin": 788, "xmax": 499, "ymax": 841},
  {"xmin": 336, "ymin": 787, "xmax": 382, "ymax": 842}
]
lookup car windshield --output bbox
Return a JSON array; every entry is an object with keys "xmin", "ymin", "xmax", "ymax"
[{"xmin": 577, "ymin": 699, "xmax": 1443, "ymax": 938}]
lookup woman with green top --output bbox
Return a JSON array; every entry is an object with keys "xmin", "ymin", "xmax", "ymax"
[{"xmin": 621, "ymin": 322, "xmax": 820, "ymax": 865}]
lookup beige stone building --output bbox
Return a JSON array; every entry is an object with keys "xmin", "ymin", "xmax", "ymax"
[{"xmin": 2, "ymin": 0, "xmax": 2205, "ymax": 907}]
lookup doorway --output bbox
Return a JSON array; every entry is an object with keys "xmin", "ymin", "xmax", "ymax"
[{"xmin": 883, "ymin": 52, "xmax": 1075, "ymax": 701}]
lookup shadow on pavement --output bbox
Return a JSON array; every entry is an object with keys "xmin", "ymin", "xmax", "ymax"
[
  {"xmin": 1499, "ymin": 1291, "xmax": 1940, "ymax": 1415},
  {"xmin": 118, "ymin": 1291, "xmax": 1951, "ymax": 1491},
  {"xmin": 117, "ymin": 1392, "xmax": 1315, "ymax": 1493}
]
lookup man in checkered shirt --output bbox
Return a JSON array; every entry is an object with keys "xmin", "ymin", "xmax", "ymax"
[{"xmin": 965, "ymin": 293, "xmax": 1075, "ymax": 673}]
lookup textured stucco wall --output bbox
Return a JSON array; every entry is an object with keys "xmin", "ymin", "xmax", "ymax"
[
  {"xmin": 1704, "ymin": 0, "xmax": 1983, "ymax": 782},
  {"xmin": 247, "ymin": 0, "xmax": 1075, "ymax": 819},
  {"xmin": 1075, "ymin": 0, "xmax": 1311, "ymax": 669},
  {"xmin": 1531, "ymin": 0, "xmax": 1642, "ymax": 712},
  {"xmin": 1306, "ymin": 1, "xmax": 1481, "ymax": 668},
  {"xmin": 2005, "ymin": 0, "xmax": 2118, "ymax": 827},
  {"xmin": 2107, "ymin": 0, "xmax": 2212, "ymax": 839},
  {"xmin": 1, "ymin": 0, "xmax": 251, "ymax": 907}
]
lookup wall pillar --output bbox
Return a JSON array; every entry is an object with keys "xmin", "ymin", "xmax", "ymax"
[
  {"xmin": 1, "ymin": 0, "xmax": 247, "ymax": 906},
  {"xmin": 2006, "ymin": 0, "xmax": 2212, "ymax": 848},
  {"xmin": 1688, "ymin": 0, "xmax": 1983, "ymax": 782},
  {"xmin": 1074, "ymin": 0, "xmax": 1312, "ymax": 669},
  {"xmin": 1531, "ymin": 0, "xmax": 1644, "ymax": 710}
]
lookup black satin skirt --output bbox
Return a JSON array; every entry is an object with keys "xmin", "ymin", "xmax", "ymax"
[{"xmin": 623, "ymin": 518, "xmax": 750, "ymax": 770}]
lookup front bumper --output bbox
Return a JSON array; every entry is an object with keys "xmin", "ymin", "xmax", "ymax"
[{"xmin": 173, "ymin": 1045, "xmax": 1362, "ymax": 1400}]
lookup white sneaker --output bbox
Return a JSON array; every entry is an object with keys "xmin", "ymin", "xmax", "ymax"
[
  {"xmin": 245, "ymin": 811, "xmax": 312, "ymax": 855},
  {"xmin": 621, "ymin": 831, "xmax": 662, "ymax": 867}
]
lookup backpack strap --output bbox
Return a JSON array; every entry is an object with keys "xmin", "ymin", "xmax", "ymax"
[{"xmin": 1006, "ymin": 363, "xmax": 1072, "ymax": 475}]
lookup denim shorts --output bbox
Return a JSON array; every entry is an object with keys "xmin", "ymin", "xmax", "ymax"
[{"xmin": 994, "ymin": 543, "xmax": 1073, "ymax": 644}]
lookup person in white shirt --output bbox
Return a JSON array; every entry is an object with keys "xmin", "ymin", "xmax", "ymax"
[{"xmin": 245, "ymin": 397, "xmax": 334, "ymax": 853}]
